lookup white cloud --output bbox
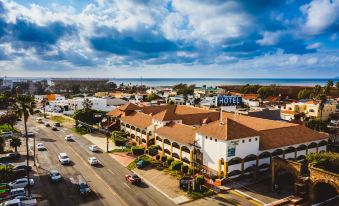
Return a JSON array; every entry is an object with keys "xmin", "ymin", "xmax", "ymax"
[
  {"xmin": 302, "ymin": 0, "xmax": 339, "ymax": 35},
  {"xmin": 306, "ymin": 42, "xmax": 321, "ymax": 49},
  {"xmin": 257, "ymin": 31, "xmax": 285, "ymax": 46}
]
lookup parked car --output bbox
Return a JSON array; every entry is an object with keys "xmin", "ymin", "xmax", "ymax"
[
  {"xmin": 36, "ymin": 118, "xmax": 43, "ymax": 123},
  {"xmin": 58, "ymin": 153, "xmax": 70, "ymax": 165},
  {"xmin": 51, "ymin": 126, "xmax": 58, "ymax": 131},
  {"xmin": 53, "ymin": 122, "xmax": 61, "ymax": 127},
  {"xmin": 14, "ymin": 165, "xmax": 32, "ymax": 171},
  {"xmin": 125, "ymin": 173, "xmax": 141, "ymax": 185},
  {"xmin": 9, "ymin": 178, "xmax": 34, "ymax": 189},
  {"xmin": 13, "ymin": 169, "xmax": 27, "ymax": 179},
  {"xmin": 36, "ymin": 143, "xmax": 46, "ymax": 151},
  {"xmin": 49, "ymin": 169, "xmax": 62, "ymax": 183},
  {"xmin": 88, "ymin": 145, "xmax": 99, "ymax": 152},
  {"xmin": 136, "ymin": 160, "xmax": 146, "ymax": 169},
  {"xmin": 1, "ymin": 198, "xmax": 37, "ymax": 206},
  {"xmin": 9, "ymin": 188, "xmax": 26, "ymax": 199},
  {"xmin": 44, "ymin": 122, "xmax": 50, "ymax": 127},
  {"xmin": 6, "ymin": 152, "xmax": 21, "ymax": 160},
  {"xmin": 25, "ymin": 131, "xmax": 34, "ymax": 137},
  {"xmin": 88, "ymin": 157, "xmax": 99, "ymax": 166},
  {"xmin": 0, "ymin": 131, "xmax": 13, "ymax": 138},
  {"xmin": 65, "ymin": 135, "xmax": 73, "ymax": 141},
  {"xmin": 78, "ymin": 179, "xmax": 91, "ymax": 196}
]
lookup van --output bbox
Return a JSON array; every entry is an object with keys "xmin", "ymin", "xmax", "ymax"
[{"xmin": 0, "ymin": 131, "xmax": 13, "ymax": 138}]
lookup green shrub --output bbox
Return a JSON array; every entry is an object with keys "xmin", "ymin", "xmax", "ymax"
[
  {"xmin": 161, "ymin": 155, "xmax": 167, "ymax": 162},
  {"xmin": 131, "ymin": 146, "xmax": 145, "ymax": 156},
  {"xmin": 170, "ymin": 160, "xmax": 183, "ymax": 171},
  {"xmin": 196, "ymin": 175, "xmax": 205, "ymax": 185},
  {"xmin": 0, "ymin": 165, "xmax": 15, "ymax": 183},
  {"xmin": 307, "ymin": 152, "xmax": 339, "ymax": 173},
  {"xmin": 166, "ymin": 157, "xmax": 174, "ymax": 166},
  {"xmin": 181, "ymin": 164, "xmax": 189, "ymax": 173}
]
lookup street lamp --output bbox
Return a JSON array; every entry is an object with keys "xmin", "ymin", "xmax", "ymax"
[{"xmin": 189, "ymin": 140, "xmax": 201, "ymax": 191}]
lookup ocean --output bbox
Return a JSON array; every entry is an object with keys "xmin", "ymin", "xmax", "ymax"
[
  {"xmin": 109, "ymin": 78, "xmax": 339, "ymax": 87},
  {"xmin": 4, "ymin": 77, "xmax": 339, "ymax": 87}
]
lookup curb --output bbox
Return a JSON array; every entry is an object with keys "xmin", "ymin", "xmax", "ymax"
[
  {"xmin": 132, "ymin": 170, "xmax": 191, "ymax": 205},
  {"xmin": 231, "ymin": 189, "xmax": 265, "ymax": 206}
]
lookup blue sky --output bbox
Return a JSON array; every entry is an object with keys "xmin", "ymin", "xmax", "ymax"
[{"xmin": 0, "ymin": 0, "xmax": 338, "ymax": 78}]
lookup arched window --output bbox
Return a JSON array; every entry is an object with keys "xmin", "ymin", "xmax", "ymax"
[
  {"xmin": 172, "ymin": 142, "xmax": 180, "ymax": 149},
  {"xmin": 142, "ymin": 130, "xmax": 146, "ymax": 135},
  {"xmin": 156, "ymin": 136, "xmax": 162, "ymax": 141},
  {"xmin": 244, "ymin": 154, "xmax": 257, "ymax": 162},
  {"xmin": 126, "ymin": 124, "xmax": 130, "ymax": 128},
  {"xmin": 136, "ymin": 128, "xmax": 141, "ymax": 132},
  {"xmin": 318, "ymin": 140, "xmax": 327, "ymax": 147},
  {"xmin": 297, "ymin": 144, "xmax": 307, "ymax": 151},
  {"xmin": 142, "ymin": 139, "xmax": 146, "ymax": 143},
  {"xmin": 228, "ymin": 170, "xmax": 241, "ymax": 177},
  {"xmin": 164, "ymin": 149, "xmax": 170, "ymax": 154},
  {"xmin": 164, "ymin": 139, "xmax": 171, "ymax": 145},
  {"xmin": 228, "ymin": 157, "xmax": 242, "ymax": 165},
  {"xmin": 284, "ymin": 147, "xmax": 295, "ymax": 154},
  {"xmin": 308, "ymin": 142, "xmax": 318, "ymax": 149},
  {"xmin": 272, "ymin": 149, "xmax": 283, "ymax": 156},
  {"xmin": 259, "ymin": 152, "xmax": 271, "ymax": 159},
  {"xmin": 131, "ymin": 126, "xmax": 135, "ymax": 130},
  {"xmin": 181, "ymin": 146, "xmax": 190, "ymax": 153},
  {"xmin": 182, "ymin": 157, "xmax": 190, "ymax": 164},
  {"xmin": 172, "ymin": 153, "xmax": 180, "ymax": 159}
]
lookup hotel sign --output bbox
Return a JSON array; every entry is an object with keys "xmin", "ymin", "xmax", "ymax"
[{"xmin": 216, "ymin": 96, "xmax": 242, "ymax": 106}]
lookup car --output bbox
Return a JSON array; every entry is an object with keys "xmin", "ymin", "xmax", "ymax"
[
  {"xmin": 10, "ymin": 188, "xmax": 26, "ymax": 199},
  {"xmin": 125, "ymin": 173, "xmax": 142, "ymax": 185},
  {"xmin": 65, "ymin": 135, "xmax": 73, "ymax": 141},
  {"xmin": 44, "ymin": 122, "xmax": 50, "ymax": 127},
  {"xmin": 25, "ymin": 131, "xmax": 34, "ymax": 137},
  {"xmin": 89, "ymin": 145, "xmax": 99, "ymax": 152},
  {"xmin": 6, "ymin": 152, "xmax": 21, "ymax": 160},
  {"xmin": 0, "ymin": 131, "xmax": 13, "ymax": 138},
  {"xmin": 13, "ymin": 169, "xmax": 27, "ymax": 179},
  {"xmin": 58, "ymin": 153, "xmax": 70, "ymax": 165},
  {"xmin": 78, "ymin": 179, "xmax": 91, "ymax": 196},
  {"xmin": 9, "ymin": 178, "xmax": 34, "ymax": 189},
  {"xmin": 49, "ymin": 169, "xmax": 62, "ymax": 183},
  {"xmin": 36, "ymin": 143, "xmax": 46, "ymax": 151},
  {"xmin": 88, "ymin": 157, "xmax": 99, "ymax": 166},
  {"xmin": 2, "ymin": 198, "xmax": 37, "ymax": 206},
  {"xmin": 36, "ymin": 118, "xmax": 43, "ymax": 123},
  {"xmin": 53, "ymin": 122, "xmax": 61, "ymax": 127},
  {"xmin": 14, "ymin": 165, "xmax": 32, "ymax": 171},
  {"xmin": 136, "ymin": 160, "xmax": 146, "ymax": 169},
  {"xmin": 51, "ymin": 126, "xmax": 58, "ymax": 131}
]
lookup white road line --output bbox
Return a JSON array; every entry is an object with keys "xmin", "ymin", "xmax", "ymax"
[
  {"xmin": 123, "ymin": 182, "xmax": 131, "ymax": 189},
  {"xmin": 106, "ymin": 169, "xmax": 115, "ymax": 175}
]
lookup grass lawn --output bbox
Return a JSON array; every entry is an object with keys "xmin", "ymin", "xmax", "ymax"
[
  {"xmin": 109, "ymin": 148, "xmax": 131, "ymax": 153},
  {"xmin": 187, "ymin": 186, "xmax": 215, "ymax": 199},
  {"xmin": 70, "ymin": 127, "xmax": 88, "ymax": 135},
  {"xmin": 0, "ymin": 124, "xmax": 17, "ymax": 132},
  {"xmin": 50, "ymin": 115, "xmax": 74, "ymax": 124},
  {"xmin": 127, "ymin": 155, "xmax": 157, "ymax": 170}
]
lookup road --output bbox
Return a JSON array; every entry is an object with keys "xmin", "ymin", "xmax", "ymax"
[{"xmin": 17, "ymin": 117, "xmax": 177, "ymax": 206}]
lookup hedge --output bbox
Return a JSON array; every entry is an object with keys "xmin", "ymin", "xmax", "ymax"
[
  {"xmin": 170, "ymin": 160, "xmax": 183, "ymax": 171},
  {"xmin": 161, "ymin": 155, "xmax": 167, "ymax": 162},
  {"xmin": 166, "ymin": 157, "xmax": 174, "ymax": 166},
  {"xmin": 131, "ymin": 146, "xmax": 145, "ymax": 156},
  {"xmin": 181, "ymin": 164, "xmax": 189, "ymax": 173}
]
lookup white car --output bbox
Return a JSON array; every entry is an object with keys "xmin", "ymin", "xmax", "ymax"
[
  {"xmin": 0, "ymin": 131, "xmax": 13, "ymax": 138},
  {"xmin": 9, "ymin": 178, "xmax": 35, "ymax": 189},
  {"xmin": 37, "ymin": 143, "xmax": 46, "ymax": 151},
  {"xmin": 88, "ymin": 157, "xmax": 99, "ymax": 166},
  {"xmin": 25, "ymin": 131, "xmax": 35, "ymax": 137},
  {"xmin": 36, "ymin": 118, "xmax": 43, "ymax": 123},
  {"xmin": 58, "ymin": 153, "xmax": 71, "ymax": 165},
  {"xmin": 65, "ymin": 135, "xmax": 73, "ymax": 141},
  {"xmin": 89, "ymin": 145, "xmax": 100, "ymax": 152}
]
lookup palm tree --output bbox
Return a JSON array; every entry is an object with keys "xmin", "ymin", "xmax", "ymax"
[
  {"xmin": 13, "ymin": 91, "xmax": 35, "ymax": 196},
  {"xmin": 10, "ymin": 137, "xmax": 22, "ymax": 152},
  {"xmin": 318, "ymin": 94, "xmax": 327, "ymax": 122},
  {"xmin": 41, "ymin": 98, "xmax": 48, "ymax": 118},
  {"xmin": 82, "ymin": 98, "xmax": 93, "ymax": 112}
]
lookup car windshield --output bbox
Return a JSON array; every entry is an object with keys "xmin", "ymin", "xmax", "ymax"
[
  {"xmin": 51, "ymin": 172, "xmax": 60, "ymax": 176},
  {"xmin": 131, "ymin": 174, "xmax": 139, "ymax": 178},
  {"xmin": 79, "ymin": 182, "xmax": 88, "ymax": 189},
  {"xmin": 61, "ymin": 155, "xmax": 68, "ymax": 159}
]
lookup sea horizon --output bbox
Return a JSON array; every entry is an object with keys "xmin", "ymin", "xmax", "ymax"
[{"xmin": 2, "ymin": 77, "xmax": 339, "ymax": 87}]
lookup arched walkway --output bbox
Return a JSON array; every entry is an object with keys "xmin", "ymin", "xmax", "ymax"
[
  {"xmin": 313, "ymin": 181, "xmax": 338, "ymax": 203},
  {"xmin": 275, "ymin": 168, "xmax": 297, "ymax": 194}
]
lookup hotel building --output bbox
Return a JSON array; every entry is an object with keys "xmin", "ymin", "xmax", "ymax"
[{"xmin": 107, "ymin": 103, "xmax": 328, "ymax": 178}]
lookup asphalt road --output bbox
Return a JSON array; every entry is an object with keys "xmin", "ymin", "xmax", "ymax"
[{"xmin": 17, "ymin": 117, "xmax": 177, "ymax": 206}]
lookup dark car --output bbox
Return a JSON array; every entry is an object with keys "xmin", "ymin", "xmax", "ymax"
[
  {"xmin": 78, "ymin": 180, "xmax": 91, "ymax": 196},
  {"xmin": 52, "ymin": 126, "xmax": 58, "ymax": 131},
  {"xmin": 125, "ymin": 173, "xmax": 142, "ymax": 185},
  {"xmin": 136, "ymin": 160, "xmax": 147, "ymax": 169},
  {"xmin": 14, "ymin": 165, "xmax": 32, "ymax": 171},
  {"xmin": 13, "ymin": 169, "xmax": 28, "ymax": 179},
  {"xmin": 54, "ymin": 122, "xmax": 61, "ymax": 127},
  {"xmin": 6, "ymin": 153, "xmax": 21, "ymax": 160}
]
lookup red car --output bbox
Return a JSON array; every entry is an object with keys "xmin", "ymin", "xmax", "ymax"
[{"xmin": 125, "ymin": 173, "xmax": 141, "ymax": 185}]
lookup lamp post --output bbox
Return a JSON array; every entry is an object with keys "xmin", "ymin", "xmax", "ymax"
[
  {"xmin": 106, "ymin": 133, "xmax": 110, "ymax": 153},
  {"xmin": 189, "ymin": 140, "xmax": 201, "ymax": 191}
]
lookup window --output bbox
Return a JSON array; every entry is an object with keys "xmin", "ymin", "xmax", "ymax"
[
  {"xmin": 215, "ymin": 139, "xmax": 217, "ymax": 142},
  {"xmin": 205, "ymin": 136, "xmax": 207, "ymax": 139},
  {"xmin": 242, "ymin": 140, "xmax": 245, "ymax": 143},
  {"xmin": 255, "ymin": 138, "xmax": 258, "ymax": 141},
  {"xmin": 210, "ymin": 137, "xmax": 212, "ymax": 140},
  {"xmin": 249, "ymin": 139, "xmax": 251, "ymax": 142}
]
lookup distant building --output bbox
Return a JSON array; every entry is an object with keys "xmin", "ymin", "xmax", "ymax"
[
  {"xmin": 51, "ymin": 78, "xmax": 109, "ymax": 93},
  {"xmin": 194, "ymin": 86, "xmax": 224, "ymax": 98},
  {"xmin": 169, "ymin": 95, "xmax": 195, "ymax": 105},
  {"xmin": 235, "ymin": 107, "xmax": 281, "ymax": 120},
  {"xmin": 281, "ymin": 100, "xmax": 337, "ymax": 121}
]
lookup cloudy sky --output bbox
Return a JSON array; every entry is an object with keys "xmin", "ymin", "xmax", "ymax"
[{"xmin": 0, "ymin": 0, "xmax": 338, "ymax": 78}]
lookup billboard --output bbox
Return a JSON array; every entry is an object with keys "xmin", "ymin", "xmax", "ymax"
[{"xmin": 216, "ymin": 96, "xmax": 242, "ymax": 106}]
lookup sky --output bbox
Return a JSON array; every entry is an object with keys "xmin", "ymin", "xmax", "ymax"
[{"xmin": 0, "ymin": 0, "xmax": 338, "ymax": 78}]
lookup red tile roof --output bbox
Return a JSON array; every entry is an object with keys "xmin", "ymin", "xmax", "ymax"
[{"xmin": 156, "ymin": 122, "xmax": 196, "ymax": 145}]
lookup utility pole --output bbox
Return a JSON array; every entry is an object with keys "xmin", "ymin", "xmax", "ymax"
[
  {"xmin": 106, "ymin": 133, "xmax": 110, "ymax": 153},
  {"xmin": 189, "ymin": 140, "xmax": 201, "ymax": 191}
]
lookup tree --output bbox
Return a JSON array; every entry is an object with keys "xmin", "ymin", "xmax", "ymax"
[
  {"xmin": 336, "ymin": 82, "xmax": 339, "ymax": 97},
  {"xmin": 297, "ymin": 89, "xmax": 311, "ymax": 99},
  {"xmin": 326, "ymin": 80, "xmax": 334, "ymax": 88},
  {"xmin": 0, "ymin": 136, "xmax": 5, "ymax": 153},
  {"xmin": 13, "ymin": 91, "xmax": 35, "ymax": 196},
  {"xmin": 304, "ymin": 119, "xmax": 327, "ymax": 132},
  {"xmin": 82, "ymin": 99, "xmax": 93, "ymax": 112},
  {"xmin": 313, "ymin": 85, "xmax": 322, "ymax": 97},
  {"xmin": 307, "ymin": 152, "xmax": 339, "ymax": 173},
  {"xmin": 9, "ymin": 137, "xmax": 22, "ymax": 152},
  {"xmin": 318, "ymin": 94, "xmax": 327, "ymax": 121},
  {"xmin": 144, "ymin": 93, "xmax": 160, "ymax": 102}
]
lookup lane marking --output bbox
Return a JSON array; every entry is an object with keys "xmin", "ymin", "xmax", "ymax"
[
  {"xmin": 107, "ymin": 169, "xmax": 115, "ymax": 175},
  {"xmin": 66, "ymin": 143, "xmax": 129, "ymax": 206},
  {"xmin": 123, "ymin": 182, "xmax": 131, "ymax": 189}
]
